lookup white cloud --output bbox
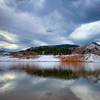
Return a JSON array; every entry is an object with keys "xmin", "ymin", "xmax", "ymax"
[
  {"xmin": 0, "ymin": 0, "xmax": 6, "ymax": 7},
  {"xmin": 54, "ymin": 35, "xmax": 74, "ymax": 44},
  {"xmin": 0, "ymin": 41, "xmax": 19, "ymax": 49},
  {"xmin": 33, "ymin": 0, "xmax": 45, "ymax": 10},
  {"xmin": 43, "ymin": 10, "xmax": 67, "ymax": 34},
  {"xmin": 0, "ymin": 0, "xmax": 100, "ymax": 49},
  {"xmin": 0, "ymin": 30, "xmax": 18, "ymax": 43},
  {"xmin": 0, "ymin": 30, "xmax": 28, "ymax": 50},
  {"xmin": 69, "ymin": 20, "xmax": 100, "ymax": 44},
  {"xmin": 0, "ymin": 0, "xmax": 73, "ymax": 49},
  {"xmin": 32, "ymin": 40, "xmax": 48, "ymax": 46},
  {"xmin": 14, "ymin": 12, "xmax": 48, "ymax": 35}
]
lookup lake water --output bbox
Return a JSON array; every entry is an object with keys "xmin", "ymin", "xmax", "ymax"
[{"xmin": 0, "ymin": 56, "xmax": 100, "ymax": 100}]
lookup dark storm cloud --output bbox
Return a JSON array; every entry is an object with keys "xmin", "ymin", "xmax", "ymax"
[{"xmin": 0, "ymin": 0, "xmax": 100, "ymax": 49}]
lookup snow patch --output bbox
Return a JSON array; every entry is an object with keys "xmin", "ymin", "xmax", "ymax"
[
  {"xmin": 85, "ymin": 54, "xmax": 100, "ymax": 62},
  {"xmin": 0, "ymin": 55, "xmax": 60, "ymax": 62}
]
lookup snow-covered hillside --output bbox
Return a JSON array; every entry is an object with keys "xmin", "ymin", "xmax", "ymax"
[{"xmin": 85, "ymin": 54, "xmax": 100, "ymax": 62}]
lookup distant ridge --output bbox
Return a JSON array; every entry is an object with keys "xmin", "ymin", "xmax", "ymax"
[
  {"xmin": 24, "ymin": 44, "xmax": 79, "ymax": 55},
  {"xmin": 0, "ymin": 48, "xmax": 8, "ymax": 52},
  {"xmin": 27, "ymin": 44, "xmax": 79, "ymax": 50},
  {"xmin": 1, "ymin": 42, "xmax": 100, "ymax": 56}
]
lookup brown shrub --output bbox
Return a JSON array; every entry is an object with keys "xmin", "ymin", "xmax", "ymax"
[{"xmin": 59, "ymin": 54, "xmax": 86, "ymax": 62}]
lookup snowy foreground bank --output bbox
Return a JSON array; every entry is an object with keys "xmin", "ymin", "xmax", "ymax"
[
  {"xmin": 0, "ymin": 55, "xmax": 60, "ymax": 62},
  {"xmin": 0, "ymin": 54, "xmax": 100, "ymax": 62}
]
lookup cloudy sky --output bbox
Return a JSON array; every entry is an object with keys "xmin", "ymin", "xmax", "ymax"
[{"xmin": 0, "ymin": 0, "xmax": 100, "ymax": 50}]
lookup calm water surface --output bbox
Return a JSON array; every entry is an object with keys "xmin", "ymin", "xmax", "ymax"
[{"xmin": 0, "ymin": 59, "xmax": 100, "ymax": 100}]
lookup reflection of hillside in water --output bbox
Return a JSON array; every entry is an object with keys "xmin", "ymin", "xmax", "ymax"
[
  {"xmin": 0, "ymin": 60, "xmax": 99, "ymax": 72},
  {"xmin": 8, "ymin": 62, "xmax": 100, "ymax": 80},
  {"xmin": 60, "ymin": 61, "xmax": 85, "ymax": 71},
  {"xmin": 0, "ymin": 55, "xmax": 100, "ymax": 79},
  {"xmin": 0, "ymin": 55, "xmax": 100, "ymax": 72},
  {"xmin": 4, "ymin": 61, "xmax": 87, "ymax": 71}
]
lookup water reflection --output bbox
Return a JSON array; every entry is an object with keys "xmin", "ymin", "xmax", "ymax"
[
  {"xmin": 0, "ymin": 58, "xmax": 100, "ymax": 100},
  {"xmin": 60, "ymin": 61, "xmax": 85, "ymax": 71},
  {"xmin": 0, "ymin": 72, "xmax": 17, "ymax": 93},
  {"xmin": 0, "ymin": 71, "xmax": 79, "ymax": 100},
  {"xmin": 0, "ymin": 61, "xmax": 100, "ymax": 71},
  {"xmin": 0, "ymin": 71, "xmax": 100, "ymax": 100},
  {"xmin": 0, "ymin": 61, "xmax": 100, "ymax": 80}
]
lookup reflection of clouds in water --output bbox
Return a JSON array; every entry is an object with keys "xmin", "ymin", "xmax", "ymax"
[
  {"xmin": 32, "ymin": 78, "xmax": 47, "ymax": 85},
  {"xmin": 0, "ymin": 72, "xmax": 29, "ymax": 93},
  {"xmin": 0, "ymin": 71, "xmax": 76, "ymax": 93},
  {"xmin": 0, "ymin": 71, "xmax": 48, "ymax": 93},
  {"xmin": 70, "ymin": 78, "xmax": 100, "ymax": 100},
  {"xmin": 39, "ymin": 79, "xmax": 75, "ymax": 89},
  {"xmin": 0, "ymin": 73, "xmax": 16, "ymax": 81},
  {"xmin": 0, "ymin": 71, "xmax": 100, "ymax": 100},
  {"xmin": 0, "ymin": 82, "xmax": 14, "ymax": 93},
  {"xmin": 0, "ymin": 73, "xmax": 17, "ymax": 93}
]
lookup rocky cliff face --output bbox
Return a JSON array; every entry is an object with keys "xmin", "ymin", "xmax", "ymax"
[{"xmin": 72, "ymin": 42, "xmax": 100, "ymax": 56}]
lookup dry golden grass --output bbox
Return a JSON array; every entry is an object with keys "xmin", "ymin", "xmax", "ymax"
[
  {"xmin": 60, "ymin": 61, "xmax": 85, "ymax": 71},
  {"xmin": 59, "ymin": 54, "xmax": 86, "ymax": 62}
]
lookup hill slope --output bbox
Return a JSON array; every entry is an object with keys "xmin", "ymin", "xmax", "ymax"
[
  {"xmin": 72, "ymin": 42, "xmax": 100, "ymax": 55},
  {"xmin": 25, "ymin": 44, "xmax": 79, "ymax": 55}
]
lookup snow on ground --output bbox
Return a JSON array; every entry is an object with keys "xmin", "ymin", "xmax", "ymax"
[
  {"xmin": 0, "ymin": 55, "xmax": 60, "ymax": 62},
  {"xmin": 0, "ymin": 54, "xmax": 100, "ymax": 62},
  {"xmin": 32, "ymin": 55, "xmax": 60, "ymax": 62},
  {"xmin": 86, "ymin": 54, "xmax": 100, "ymax": 62}
]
